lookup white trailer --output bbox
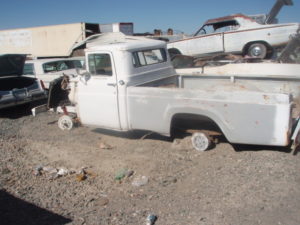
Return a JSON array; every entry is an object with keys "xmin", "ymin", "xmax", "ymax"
[{"xmin": 0, "ymin": 23, "xmax": 100, "ymax": 58}]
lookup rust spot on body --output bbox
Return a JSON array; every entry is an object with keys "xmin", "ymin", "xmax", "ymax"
[{"xmin": 263, "ymin": 95, "xmax": 270, "ymax": 101}]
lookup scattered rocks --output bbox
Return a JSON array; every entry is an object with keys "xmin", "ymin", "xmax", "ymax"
[{"xmin": 33, "ymin": 165, "xmax": 43, "ymax": 176}]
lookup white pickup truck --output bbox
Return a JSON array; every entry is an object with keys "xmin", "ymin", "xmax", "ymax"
[
  {"xmin": 167, "ymin": 13, "xmax": 299, "ymax": 58},
  {"xmin": 47, "ymin": 33, "xmax": 300, "ymax": 151}
]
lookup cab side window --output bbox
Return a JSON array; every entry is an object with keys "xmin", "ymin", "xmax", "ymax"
[{"xmin": 88, "ymin": 54, "xmax": 112, "ymax": 76}]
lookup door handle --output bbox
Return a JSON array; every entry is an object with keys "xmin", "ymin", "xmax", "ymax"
[{"xmin": 107, "ymin": 83, "xmax": 116, "ymax": 87}]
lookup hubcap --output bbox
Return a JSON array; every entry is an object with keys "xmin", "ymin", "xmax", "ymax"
[
  {"xmin": 191, "ymin": 133, "xmax": 210, "ymax": 151},
  {"xmin": 251, "ymin": 46, "xmax": 262, "ymax": 57}
]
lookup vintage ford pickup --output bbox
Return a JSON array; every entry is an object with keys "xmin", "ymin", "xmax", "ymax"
[
  {"xmin": 167, "ymin": 13, "xmax": 299, "ymax": 58},
  {"xmin": 46, "ymin": 33, "xmax": 300, "ymax": 151}
]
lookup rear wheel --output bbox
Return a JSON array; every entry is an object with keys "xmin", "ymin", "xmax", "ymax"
[
  {"xmin": 191, "ymin": 132, "xmax": 211, "ymax": 151},
  {"xmin": 247, "ymin": 43, "xmax": 267, "ymax": 58}
]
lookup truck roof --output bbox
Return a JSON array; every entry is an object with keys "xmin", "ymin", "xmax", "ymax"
[{"xmin": 80, "ymin": 32, "xmax": 166, "ymax": 52}]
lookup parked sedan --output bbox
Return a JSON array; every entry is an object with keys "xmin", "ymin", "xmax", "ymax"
[{"xmin": 167, "ymin": 13, "xmax": 299, "ymax": 58}]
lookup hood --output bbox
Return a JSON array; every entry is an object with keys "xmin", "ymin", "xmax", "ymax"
[{"xmin": 0, "ymin": 54, "xmax": 26, "ymax": 77}]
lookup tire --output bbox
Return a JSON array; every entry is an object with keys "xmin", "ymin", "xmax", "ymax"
[{"xmin": 247, "ymin": 43, "xmax": 267, "ymax": 58}]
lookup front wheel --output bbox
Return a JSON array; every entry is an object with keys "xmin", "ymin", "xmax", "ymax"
[
  {"xmin": 58, "ymin": 115, "xmax": 73, "ymax": 131},
  {"xmin": 247, "ymin": 43, "xmax": 267, "ymax": 58}
]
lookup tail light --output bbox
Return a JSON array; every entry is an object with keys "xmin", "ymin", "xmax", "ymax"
[{"xmin": 40, "ymin": 80, "xmax": 46, "ymax": 90}]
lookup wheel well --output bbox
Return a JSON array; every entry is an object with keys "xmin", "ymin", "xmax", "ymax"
[
  {"xmin": 170, "ymin": 113, "xmax": 223, "ymax": 138},
  {"xmin": 243, "ymin": 41, "xmax": 272, "ymax": 55}
]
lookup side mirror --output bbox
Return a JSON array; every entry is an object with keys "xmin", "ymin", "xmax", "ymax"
[
  {"xmin": 76, "ymin": 68, "xmax": 91, "ymax": 84},
  {"xmin": 76, "ymin": 68, "xmax": 89, "ymax": 76}
]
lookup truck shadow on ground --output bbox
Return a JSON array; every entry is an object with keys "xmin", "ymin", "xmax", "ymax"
[
  {"xmin": 92, "ymin": 128, "xmax": 172, "ymax": 142},
  {"xmin": 0, "ymin": 105, "xmax": 32, "ymax": 119},
  {"xmin": 92, "ymin": 127, "xmax": 297, "ymax": 154},
  {"xmin": 232, "ymin": 143, "xmax": 294, "ymax": 154},
  {"xmin": 0, "ymin": 190, "xmax": 71, "ymax": 225}
]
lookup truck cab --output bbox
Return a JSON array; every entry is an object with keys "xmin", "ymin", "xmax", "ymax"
[{"xmin": 72, "ymin": 33, "xmax": 175, "ymax": 130}]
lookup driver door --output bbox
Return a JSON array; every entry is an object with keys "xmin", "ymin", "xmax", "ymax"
[
  {"xmin": 188, "ymin": 25, "xmax": 224, "ymax": 56},
  {"xmin": 76, "ymin": 52, "xmax": 121, "ymax": 129}
]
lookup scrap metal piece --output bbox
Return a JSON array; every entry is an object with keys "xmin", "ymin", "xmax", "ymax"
[
  {"xmin": 265, "ymin": 0, "xmax": 293, "ymax": 24},
  {"xmin": 278, "ymin": 33, "xmax": 300, "ymax": 63}
]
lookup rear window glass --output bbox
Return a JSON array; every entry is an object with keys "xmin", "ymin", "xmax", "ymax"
[
  {"xmin": 23, "ymin": 63, "xmax": 35, "ymax": 75},
  {"xmin": 132, "ymin": 48, "xmax": 167, "ymax": 67}
]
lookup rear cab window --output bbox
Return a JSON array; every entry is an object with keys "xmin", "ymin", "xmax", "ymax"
[{"xmin": 132, "ymin": 48, "xmax": 167, "ymax": 67}]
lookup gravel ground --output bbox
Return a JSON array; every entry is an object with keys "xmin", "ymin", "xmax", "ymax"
[{"xmin": 0, "ymin": 106, "xmax": 300, "ymax": 225}]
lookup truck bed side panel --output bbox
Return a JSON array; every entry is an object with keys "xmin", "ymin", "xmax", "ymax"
[{"xmin": 127, "ymin": 87, "xmax": 291, "ymax": 146}]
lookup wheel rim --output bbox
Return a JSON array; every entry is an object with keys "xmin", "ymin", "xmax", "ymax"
[
  {"xmin": 58, "ymin": 116, "xmax": 73, "ymax": 130},
  {"xmin": 191, "ymin": 133, "xmax": 210, "ymax": 151},
  {"xmin": 250, "ymin": 46, "xmax": 263, "ymax": 57}
]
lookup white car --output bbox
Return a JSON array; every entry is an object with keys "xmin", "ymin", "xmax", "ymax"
[
  {"xmin": 167, "ymin": 13, "xmax": 299, "ymax": 58},
  {"xmin": 23, "ymin": 57, "xmax": 84, "ymax": 88}
]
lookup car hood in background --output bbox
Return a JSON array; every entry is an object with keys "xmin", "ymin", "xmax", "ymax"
[{"xmin": 0, "ymin": 54, "xmax": 26, "ymax": 77}]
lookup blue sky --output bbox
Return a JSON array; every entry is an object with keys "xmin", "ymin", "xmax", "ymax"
[{"xmin": 0, "ymin": 0, "xmax": 299, "ymax": 35}]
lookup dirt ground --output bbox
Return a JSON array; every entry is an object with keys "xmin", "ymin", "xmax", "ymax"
[{"xmin": 0, "ymin": 106, "xmax": 300, "ymax": 225}]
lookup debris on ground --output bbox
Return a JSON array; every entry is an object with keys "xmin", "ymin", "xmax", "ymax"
[
  {"xmin": 99, "ymin": 142, "xmax": 113, "ymax": 150},
  {"xmin": 32, "ymin": 165, "xmax": 94, "ymax": 181},
  {"xmin": 132, "ymin": 175, "xmax": 149, "ymax": 187},
  {"xmin": 146, "ymin": 214, "xmax": 158, "ymax": 225},
  {"xmin": 115, "ymin": 168, "xmax": 134, "ymax": 181}
]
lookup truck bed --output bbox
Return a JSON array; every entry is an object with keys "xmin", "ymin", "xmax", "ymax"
[{"xmin": 127, "ymin": 74, "xmax": 292, "ymax": 146}]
